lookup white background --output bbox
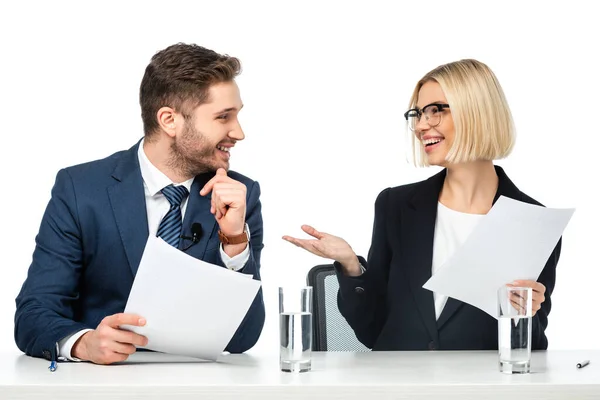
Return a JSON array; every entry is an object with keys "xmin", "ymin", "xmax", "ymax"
[{"xmin": 0, "ymin": 0, "xmax": 597, "ymax": 357}]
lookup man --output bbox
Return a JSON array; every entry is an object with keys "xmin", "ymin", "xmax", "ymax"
[{"xmin": 14, "ymin": 43, "xmax": 265, "ymax": 365}]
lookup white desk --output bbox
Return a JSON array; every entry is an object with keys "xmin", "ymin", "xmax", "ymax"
[{"xmin": 0, "ymin": 350, "xmax": 598, "ymax": 399}]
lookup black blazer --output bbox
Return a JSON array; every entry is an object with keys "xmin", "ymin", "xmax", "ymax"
[{"xmin": 336, "ymin": 166, "xmax": 560, "ymax": 351}]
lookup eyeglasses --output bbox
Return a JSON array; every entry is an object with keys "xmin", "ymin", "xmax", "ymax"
[{"xmin": 403, "ymin": 103, "xmax": 450, "ymax": 132}]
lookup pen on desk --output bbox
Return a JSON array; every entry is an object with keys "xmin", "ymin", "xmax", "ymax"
[
  {"xmin": 49, "ymin": 349, "xmax": 57, "ymax": 372},
  {"xmin": 48, "ymin": 344, "xmax": 58, "ymax": 372},
  {"xmin": 49, "ymin": 360, "xmax": 57, "ymax": 372},
  {"xmin": 576, "ymin": 360, "xmax": 590, "ymax": 369}
]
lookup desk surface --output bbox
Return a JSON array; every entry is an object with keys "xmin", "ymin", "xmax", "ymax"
[{"xmin": 1, "ymin": 350, "xmax": 598, "ymax": 399}]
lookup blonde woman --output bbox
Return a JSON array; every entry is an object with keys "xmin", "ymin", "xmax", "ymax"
[{"xmin": 283, "ymin": 59, "xmax": 559, "ymax": 351}]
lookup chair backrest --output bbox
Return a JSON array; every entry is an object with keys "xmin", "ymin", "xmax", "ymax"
[{"xmin": 306, "ymin": 264, "xmax": 370, "ymax": 352}]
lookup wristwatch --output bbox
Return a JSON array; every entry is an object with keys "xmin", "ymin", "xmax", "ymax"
[{"xmin": 218, "ymin": 223, "xmax": 250, "ymax": 245}]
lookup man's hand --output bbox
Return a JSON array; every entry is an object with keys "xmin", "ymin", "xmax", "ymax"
[
  {"xmin": 72, "ymin": 313, "xmax": 148, "ymax": 365},
  {"xmin": 200, "ymin": 168, "xmax": 248, "ymax": 257}
]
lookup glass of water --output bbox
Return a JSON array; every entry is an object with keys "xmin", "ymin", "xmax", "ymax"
[
  {"xmin": 498, "ymin": 286, "xmax": 532, "ymax": 374},
  {"xmin": 279, "ymin": 286, "xmax": 312, "ymax": 372}
]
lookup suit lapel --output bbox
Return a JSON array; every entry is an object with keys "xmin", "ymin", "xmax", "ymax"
[
  {"xmin": 107, "ymin": 141, "xmax": 149, "ymax": 277},
  {"xmin": 403, "ymin": 169, "xmax": 446, "ymax": 342},
  {"xmin": 435, "ymin": 165, "xmax": 523, "ymax": 329},
  {"xmin": 180, "ymin": 172, "xmax": 217, "ymax": 260}
]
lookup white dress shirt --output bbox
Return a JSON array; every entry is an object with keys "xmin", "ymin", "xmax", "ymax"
[
  {"xmin": 431, "ymin": 202, "xmax": 484, "ymax": 319},
  {"xmin": 57, "ymin": 140, "xmax": 250, "ymax": 360}
]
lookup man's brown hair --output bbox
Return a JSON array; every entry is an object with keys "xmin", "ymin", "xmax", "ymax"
[{"xmin": 139, "ymin": 43, "xmax": 241, "ymax": 137}]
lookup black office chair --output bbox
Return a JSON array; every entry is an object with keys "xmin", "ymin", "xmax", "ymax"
[{"xmin": 306, "ymin": 264, "xmax": 370, "ymax": 352}]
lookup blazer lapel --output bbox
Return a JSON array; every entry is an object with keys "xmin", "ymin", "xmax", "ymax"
[
  {"xmin": 436, "ymin": 297, "xmax": 463, "ymax": 329},
  {"xmin": 492, "ymin": 165, "xmax": 523, "ymax": 204},
  {"xmin": 403, "ymin": 169, "xmax": 447, "ymax": 342},
  {"xmin": 107, "ymin": 141, "xmax": 149, "ymax": 277},
  {"xmin": 436, "ymin": 165, "xmax": 523, "ymax": 329},
  {"xmin": 180, "ymin": 172, "xmax": 218, "ymax": 260}
]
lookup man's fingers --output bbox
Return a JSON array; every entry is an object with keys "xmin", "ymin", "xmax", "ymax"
[
  {"xmin": 113, "ymin": 329, "xmax": 148, "ymax": 347},
  {"xmin": 95, "ymin": 353, "xmax": 129, "ymax": 365},
  {"xmin": 214, "ymin": 195, "xmax": 242, "ymax": 213},
  {"xmin": 213, "ymin": 189, "xmax": 245, "ymax": 207},
  {"xmin": 212, "ymin": 183, "xmax": 246, "ymax": 193},
  {"xmin": 109, "ymin": 341, "xmax": 138, "ymax": 355},
  {"xmin": 211, "ymin": 185, "xmax": 246, "ymax": 215},
  {"xmin": 213, "ymin": 187, "xmax": 245, "ymax": 198},
  {"xmin": 213, "ymin": 197, "xmax": 228, "ymax": 219},
  {"xmin": 212, "ymin": 187, "xmax": 245, "ymax": 219},
  {"xmin": 200, "ymin": 169, "xmax": 233, "ymax": 196},
  {"xmin": 301, "ymin": 225, "xmax": 325, "ymax": 239},
  {"xmin": 200, "ymin": 179, "xmax": 218, "ymax": 196},
  {"xmin": 103, "ymin": 313, "xmax": 146, "ymax": 328}
]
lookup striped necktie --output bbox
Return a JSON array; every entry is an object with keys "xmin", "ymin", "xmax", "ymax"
[{"xmin": 156, "ymin": 184, "xmax": 189, "ymax": 247}]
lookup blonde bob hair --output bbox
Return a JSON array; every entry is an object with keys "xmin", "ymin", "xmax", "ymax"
[{"xmin": 408, "ymin": 59, "xmax": 515, "ymax": 166}]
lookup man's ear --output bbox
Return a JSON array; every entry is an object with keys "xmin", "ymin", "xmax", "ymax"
[{"xmin": 156, "ymin": 107, "xmax": 177, "ymax": 138}]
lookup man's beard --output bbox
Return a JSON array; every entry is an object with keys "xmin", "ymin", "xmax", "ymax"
[{"xmin": 166, "ymin": 123, "xmax": 226, "ymax": 178}]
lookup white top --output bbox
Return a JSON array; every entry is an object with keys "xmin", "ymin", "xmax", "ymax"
[
  {"xmin": 2, "ymin": 350, "xmax": 597, "ymax": 399},
  {"xmin": 56, "ymin": 141, "xmax": 250, "ymax": 360},
  {"xmin": 432, "ymin": 202, "xmax": 484, "ymax": 319}
]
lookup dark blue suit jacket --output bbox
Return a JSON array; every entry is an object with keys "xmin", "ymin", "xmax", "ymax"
[
  {"xmin": 336, "ymin": 166, "xmax": 560, "ymax": 351},
  {"xmin": 15, "ymin": 141, "xmax": 265, "ymax": 361}
]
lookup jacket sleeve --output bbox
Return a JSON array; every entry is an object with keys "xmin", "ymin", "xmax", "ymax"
[
  {"xmin": 531, "ymin": 238, "xmax": 561, "ymax": 350},
  {"xmin": 335, "ymin": 188, "xmax": 392, "ymax": 348},
  {"xmin": 14, "ymin": 169, "xmax": 92, "ymax": 361}
]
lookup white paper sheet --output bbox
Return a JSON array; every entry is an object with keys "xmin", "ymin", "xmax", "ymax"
[
  {"xmin": 423, "ymin": 196, "xmax": 574, "ymax": 319},
  {"xmin": 122, "ymin": 236, "xmax": 261, "ymax": 360}
]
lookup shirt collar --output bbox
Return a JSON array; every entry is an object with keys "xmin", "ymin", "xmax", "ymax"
[{"xmin": 137, "ymin": 139, "xmax": 195, "ymax": 196}]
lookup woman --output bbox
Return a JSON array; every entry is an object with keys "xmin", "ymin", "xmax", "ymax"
[{"xmin": 283, "ymin": 59, "xmax": 559, "ymax": 351}]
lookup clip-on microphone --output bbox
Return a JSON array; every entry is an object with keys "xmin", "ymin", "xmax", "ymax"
[{"xmin": 181, "ymin": 223, "xmax": 202, "ymax": 250}]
